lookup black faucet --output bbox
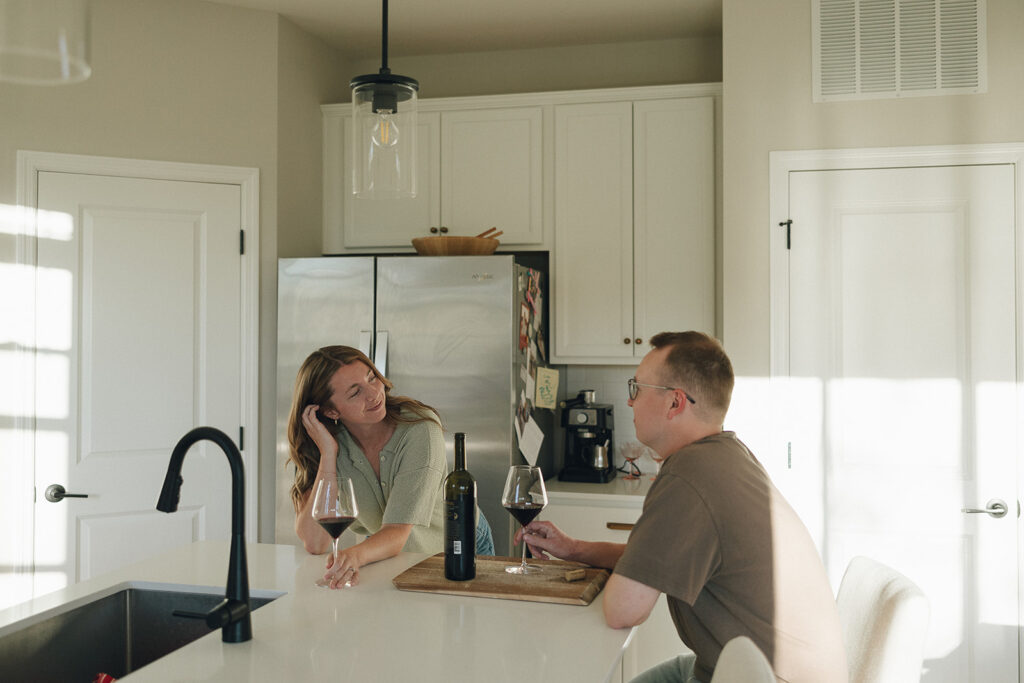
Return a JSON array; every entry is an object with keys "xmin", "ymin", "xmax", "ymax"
[{"xmin": 156, "ymin": 426, "xmax": 252, "ymax": 643}]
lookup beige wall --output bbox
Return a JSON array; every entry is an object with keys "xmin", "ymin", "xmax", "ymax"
[
  {"xmin": 721, "ymin": 0, "xmax": 1024, "ymax": 377},
  {"xmin": 277, "ymin": 19, "xmax": 351, "ymax": 259}
]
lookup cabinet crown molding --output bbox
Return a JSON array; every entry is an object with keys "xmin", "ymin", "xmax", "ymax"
[{"xmin": 322, "ymin": 82, "xmax": 722, "ymax": 116}]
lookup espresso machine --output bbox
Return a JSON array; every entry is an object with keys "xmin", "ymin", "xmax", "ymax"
[{"xmin": 558, "ymin": 390, "xmax": 616, "ymax": 483}]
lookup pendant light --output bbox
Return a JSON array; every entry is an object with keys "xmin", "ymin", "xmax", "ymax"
[
  {"xmin": 350, "ymin": 0, "xmax": 419, "ymax": 199},
  {"xmin": 0, "ymin": 0, "xmax": 91, "ymax": 85}
]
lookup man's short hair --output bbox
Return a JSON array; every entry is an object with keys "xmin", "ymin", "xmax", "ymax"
[{"xmin": 649, "ymin": 331, "xmax": 734, "ymax": 423}]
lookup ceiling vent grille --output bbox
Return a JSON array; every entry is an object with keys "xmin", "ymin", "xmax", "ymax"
[{"xmin": 812, "ymin": 0, "xmax": 987, "ymax": 101}]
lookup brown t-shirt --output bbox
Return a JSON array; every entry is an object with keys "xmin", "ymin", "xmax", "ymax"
[{"xmin": 614, "ymin": 432, "xmax": 848, "ymax": 683}]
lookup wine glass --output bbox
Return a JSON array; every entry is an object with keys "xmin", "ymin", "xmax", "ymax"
[
  {"xmin": 502, "ymin": 465, "xmax": 548, "ymax": 574},
  {"xmin": 620, "ymin": 441, "xmax": 644, "ymax": 480},
  {"xmin": 311, "ymin": 476, "xmax": 358, "ymax": 588}
]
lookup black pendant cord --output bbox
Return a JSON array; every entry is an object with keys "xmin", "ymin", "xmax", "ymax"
[{"xmin": 380, "ymin": 0, "xmax": 390, "ymax": 74}]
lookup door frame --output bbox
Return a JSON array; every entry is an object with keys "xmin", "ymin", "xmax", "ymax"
[
  {"xmin": 768, "ymin": 142, "xmax": 1024, "ymax": 675},
  {"xmin": 12, "ymin": 150, "xmax": 260, "ymax": 590}
]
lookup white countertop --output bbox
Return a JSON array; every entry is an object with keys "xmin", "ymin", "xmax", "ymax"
[
  {"xmin": 546, "ymin": 475, "xmax": 654, "ymax": 504},
  {"xmin": 0, "ymin": 541, "xmax": 633, "ymax": 682}
]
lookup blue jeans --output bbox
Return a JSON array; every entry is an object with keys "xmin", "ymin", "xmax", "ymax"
[
  {"xmin": 475, "ymin": 509, "xmax": 495, "ymax": 556},
  {"xmin": 629, "ymin": 654, "xmax": 703, "ymax": 683}
]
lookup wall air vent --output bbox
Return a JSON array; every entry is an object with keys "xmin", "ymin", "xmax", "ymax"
[{"xmin": 812, "ymin": 0, "xmax": 987, "ymax": 101}]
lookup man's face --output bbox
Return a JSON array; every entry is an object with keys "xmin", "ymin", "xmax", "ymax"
[{"xmin": 628, "ymin": 347, "xmax": 674, "ymax": 450}]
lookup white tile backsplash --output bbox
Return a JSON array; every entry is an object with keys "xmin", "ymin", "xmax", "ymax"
[{"xmin": 562, "ymin": 364, "xmax": 661, "ymax": 477}]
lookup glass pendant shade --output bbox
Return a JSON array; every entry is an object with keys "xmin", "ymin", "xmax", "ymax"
[
  {"xmin": 351, "ymin": 75, "xmax": 418, "ymax": 199},
  {"xmin": 0, "ymin": 0, "xmax": 91, "ymax": 85}
]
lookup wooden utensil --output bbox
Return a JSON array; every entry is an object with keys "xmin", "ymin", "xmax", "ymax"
[{"xmin": 476, "ymin": 227, "xmax": 498, "ymax": 238}]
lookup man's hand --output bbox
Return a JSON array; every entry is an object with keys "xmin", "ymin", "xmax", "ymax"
[
  {"xmin": 515, "ymin": 520, "xmax": 577, "ymax": 561},
  {"xmin": 516, "ymin": 520, "xmax": 627, "ymax": 570}
]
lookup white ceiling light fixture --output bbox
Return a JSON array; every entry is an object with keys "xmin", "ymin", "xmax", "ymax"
[
  {"xmin": 350, "ymin": 0, "xmax": 419, "ymax": 199},
  {"xmin": 0, "ymin": 0, "xmax": 91, "ymax": 85}
]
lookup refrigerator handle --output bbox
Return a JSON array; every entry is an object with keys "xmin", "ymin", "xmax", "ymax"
[
  {"xmin": 374, "ymin": 330, "xmax": 389, "ymax": 377},
  {"xmin": 358, "ymin": 330, "xmax": 373, "ymax": 359}
]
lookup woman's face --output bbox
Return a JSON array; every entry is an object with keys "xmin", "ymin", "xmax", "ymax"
[{"xmin": 322, "ymin": 361, "xmax": 387, "ymax": 427}]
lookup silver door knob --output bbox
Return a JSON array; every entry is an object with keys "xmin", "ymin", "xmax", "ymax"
[
  {"xmin": 961, "ymin": 498, "xmax": 1007, "ymax": 518},
  {"xmin": 44, "ymin": 484, "xmax": 89, "ymax": 503}
]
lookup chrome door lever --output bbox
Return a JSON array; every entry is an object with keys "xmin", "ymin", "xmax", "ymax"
[
  {"xmin": 961, "ymin": 498, "xmax": 1008, "ymax": 518},
  {"xmin": 44, "ymin": 484, "xmax": 89, "ymax": 503}
]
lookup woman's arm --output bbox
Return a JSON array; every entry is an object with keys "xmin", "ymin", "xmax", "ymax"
[
  {"xmin": 294, "ymin": 404, "xmax": 340, "ymax": 554},
  {"xmin": 320, "ymin": 523, "xmax": 413, "ymax": 588}
]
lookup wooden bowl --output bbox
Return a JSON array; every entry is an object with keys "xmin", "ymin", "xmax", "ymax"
[{"xmin": 411, "ymin": 236, "xmax": 500, "ymax": 256}]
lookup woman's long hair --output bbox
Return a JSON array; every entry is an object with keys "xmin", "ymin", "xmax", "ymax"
[{"xmin": 286, "ymin": 345, "xmax": 440, "ymax": 511}]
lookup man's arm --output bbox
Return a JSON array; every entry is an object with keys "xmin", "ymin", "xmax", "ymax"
[
  {"xmin": 602, "ymin": 573, "xmax": 661, "ymax": 629},
  {"xmin": 516, "ymin": 521, "xmax": 626, "ymax": 569}
]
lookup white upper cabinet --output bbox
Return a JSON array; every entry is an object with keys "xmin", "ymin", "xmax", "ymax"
[
  {"xmin": 633, "ymin": 98, "xmax": 715, "ymax": 353},
  {"xmin": 553, "ymin": 101, "xmax": 635, "ymax": 359},
  {"xmin": 323, "ymin": 105, "xmax": 543, "ymax": 251},
  {"xmin": 552, "ymin": 96, "xmax": 716, "ymax": 363},
  {"xmin": 442, "ymin": 108, "xmax": 543, "ymax": 245}
]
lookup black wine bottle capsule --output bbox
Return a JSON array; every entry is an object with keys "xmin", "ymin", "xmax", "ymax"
[{"xmin": 444, "ymin": 432, "xmax": 476, "ymax": 580}]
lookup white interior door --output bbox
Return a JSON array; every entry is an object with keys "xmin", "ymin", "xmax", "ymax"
[
  {"xmin": 785, "ymin": 164, "xmax": 1018, "ymax": 681},
  {"xmin": 31, "ymin": 171, "xmax": 243, "ymax": 597}
]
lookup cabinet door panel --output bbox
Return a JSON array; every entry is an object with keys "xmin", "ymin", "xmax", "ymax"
[
  {"xmin": 554, "ymin": 102, "xmax": 634, "ymax": 358},
  {"xmin": 338, "ymin": 112, "xmax": 441, "ymax": 249},
  {"xmin": 442, "ymin": 107, "xmax": 543, "ymax": 244},
  {"xmin": 633, "ymin": 98, "xmax": 715, "ymax": 349},
  {"xmin": 544, "ymin": 501, "xmax": 641, "ymax": 543}
]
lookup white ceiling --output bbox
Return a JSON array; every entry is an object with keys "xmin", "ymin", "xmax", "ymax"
[{"xmin": 205, "ymin": 0, "xmax": 722, "ymax": 60}]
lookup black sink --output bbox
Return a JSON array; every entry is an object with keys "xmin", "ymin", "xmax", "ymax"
[{"xmin": 0, "ymin": 585, "xmax": 280, "ymax": 680}]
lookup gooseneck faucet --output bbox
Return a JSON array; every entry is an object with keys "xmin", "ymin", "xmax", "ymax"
[{"xmin": 157, "ymin": 426, "xmax": 251, "ymax": 643}]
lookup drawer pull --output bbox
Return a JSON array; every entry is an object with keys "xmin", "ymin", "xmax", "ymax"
[{"xmin": 606, "ymin": 522, "xmax": 635, "ymax": 531}]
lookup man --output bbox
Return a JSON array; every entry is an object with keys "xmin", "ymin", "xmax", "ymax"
[{"xmin": 519, "ymin": 332, "xmax": 847, "ymax": 683}]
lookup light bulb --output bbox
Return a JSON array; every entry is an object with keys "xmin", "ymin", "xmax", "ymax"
[{"xmin": 371, "ymin": 110, "xmax": 400, "ymax": 148}]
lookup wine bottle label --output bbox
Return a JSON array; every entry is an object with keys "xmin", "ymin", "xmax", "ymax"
[{"xmin": 444, "ymin": 495, "xmax": 475, "ymax": 579}]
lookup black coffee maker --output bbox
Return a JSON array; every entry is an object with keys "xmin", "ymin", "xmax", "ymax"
[{"xmin": 558, "ymin": 390, "xmax": 616, "ymax": 483}]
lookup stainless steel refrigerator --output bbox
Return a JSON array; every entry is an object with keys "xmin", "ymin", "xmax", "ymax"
[{"xmin": 275, "ymin": 255, "xmax": 553, "ymax": 555}]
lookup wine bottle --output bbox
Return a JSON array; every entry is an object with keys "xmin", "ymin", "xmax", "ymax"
[{"xmin": 444, "ymin": 432, "xmax": 476, "ymax": 580}]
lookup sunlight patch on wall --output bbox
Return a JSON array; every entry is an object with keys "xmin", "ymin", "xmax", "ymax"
[{"xmin": 0, "ymin": 203, "xmax": 73, "ymax": 240}]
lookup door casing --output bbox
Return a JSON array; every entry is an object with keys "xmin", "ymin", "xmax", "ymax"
[{"xmin": 10, "ymin": 151, "xmax": 259, "ymax": 602}]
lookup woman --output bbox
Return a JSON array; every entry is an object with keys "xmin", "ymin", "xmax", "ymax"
[{"xmin": 288, "ymin": 345, "xmax": 493, "ymax": 589}]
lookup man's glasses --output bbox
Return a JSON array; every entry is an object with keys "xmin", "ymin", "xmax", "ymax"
[{"xmin": 627, "ymin": 377, "xmax": 696, "ymax": 404}]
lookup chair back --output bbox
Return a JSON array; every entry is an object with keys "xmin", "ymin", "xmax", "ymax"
[
  {"xmin": 710, "ymin": 636, "xmax": 776, "ymax": 683},
  {"xmin": 837, "ymin": 556, "xmax": 930, "ymax": 683}
]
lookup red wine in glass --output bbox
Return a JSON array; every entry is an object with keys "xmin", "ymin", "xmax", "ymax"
[
  {"xmin": 317, "ymin": 515, "xmax": 356, "ymax": 539},
  {"xmin": 504, "ymin": 503, "xmax": 544, "ymax": 527},
  {"xmin": 501, "ymin": 466, "xmax": 548, "ymax": 574}
]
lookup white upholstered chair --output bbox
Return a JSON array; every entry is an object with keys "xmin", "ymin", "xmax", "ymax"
[
  {"xmin": 710, "ymin": 636, "xmax": 776, "ymax": 683},
  {"xmin": 836, "ymin": 556, "xmax": 930, "ymax": 683}
]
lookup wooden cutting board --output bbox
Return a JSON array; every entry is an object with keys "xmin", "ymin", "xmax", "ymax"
[{"xmin": 392, "ymin": 554, "xmax": 610, "ymax": 606}]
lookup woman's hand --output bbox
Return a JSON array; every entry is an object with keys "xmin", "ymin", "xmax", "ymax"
[
  {"xmin": 301, "ymin": 404, "xmax": 339, "ymax": 462},
  {"xmin": 323, "ymin": 546, "xmax": 361, "ymax": 589}
]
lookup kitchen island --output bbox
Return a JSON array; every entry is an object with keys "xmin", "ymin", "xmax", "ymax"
[{"xmin": 0, "ymin": 541, "xmax": 633, "ymax": 682}]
